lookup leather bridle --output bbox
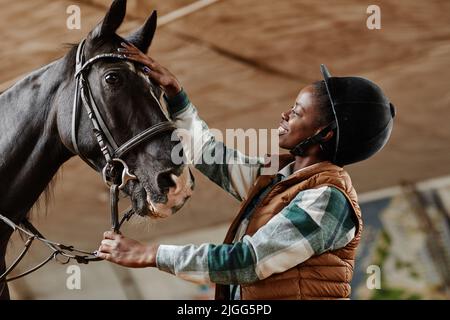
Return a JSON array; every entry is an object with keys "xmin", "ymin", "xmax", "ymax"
[
  {"xmin": 71, "ymin": 39, "xmax": 175, "ymax": 231},
  {"xmin": 71, "ymin": 39, "xmax": 175, "ymax": 177},
  {"xmin": 0, "ymin": 39, "xmax": 176, "ymax": 283}
]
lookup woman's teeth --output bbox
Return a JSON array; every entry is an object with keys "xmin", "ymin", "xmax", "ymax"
[{"xmin": 278, "ymin": 126, "xmax": 288, "ymax": 135}]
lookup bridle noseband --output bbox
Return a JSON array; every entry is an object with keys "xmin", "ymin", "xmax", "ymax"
[{"xmin": 0, "ymin": 39, "xmax": 176, "ymax": 283}]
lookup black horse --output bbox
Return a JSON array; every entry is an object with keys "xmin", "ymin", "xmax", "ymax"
[{"xmin": 0, "ymin": 0, "xmax": 194, "ymax": 299}]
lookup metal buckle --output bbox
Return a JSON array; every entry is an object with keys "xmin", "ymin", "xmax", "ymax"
[{"xmin": 102, "ymin": 158, "xmax": 137, "ymax": 190}]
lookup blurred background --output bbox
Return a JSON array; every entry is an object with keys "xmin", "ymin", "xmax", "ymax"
[{"xmin": 1, "ymin": 0, "xmax": 449, "ymax": 299}]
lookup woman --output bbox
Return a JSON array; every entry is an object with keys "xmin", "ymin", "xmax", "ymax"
[{"xmin": 96, "ymin": 42, "xmax": 395, "ymax": 300}]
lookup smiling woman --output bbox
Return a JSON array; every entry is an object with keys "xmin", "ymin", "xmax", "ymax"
[
  {"xmin": 278, "ymin": 80, "xmax": 336, "ymax": 161},
  {"xmin": 278, "ymin": 84, "xmax": 334, "ymax": 158},
  {"xmin": 96, "ymin": 55, "xmax": 395, "ymax": 300}
]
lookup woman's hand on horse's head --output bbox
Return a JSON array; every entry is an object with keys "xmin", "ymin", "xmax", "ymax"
[
  {"xmin": 118, "ymin": 42, "xmax": 182, "ymax": 98},
  {"xmin": 96, "ymin": 230, "xmax": 159, "ymax": 268}
]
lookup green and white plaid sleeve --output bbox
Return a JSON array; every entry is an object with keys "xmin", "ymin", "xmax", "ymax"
[
  {"xmin": 165, "ymin": 90, "xmax": 264, "ymax": 202},
  {"xmin": 156, "ymin": 186, "xmax": 357, "ymax": 285}
]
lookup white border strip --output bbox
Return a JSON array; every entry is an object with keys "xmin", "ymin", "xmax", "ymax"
[{"xmin": 359, "ymin": 175, "xmax": 450, "ymax": 203}]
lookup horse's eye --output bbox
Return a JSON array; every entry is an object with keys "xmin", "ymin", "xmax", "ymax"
[{"xmin": 105, "ymin": 73, "xmax": 121, "ymax": 85}]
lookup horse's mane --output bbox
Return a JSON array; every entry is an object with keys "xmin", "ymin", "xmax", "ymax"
[{"xmin": 62, "ymin": 43, "xmax": 78, "ymax": 77}]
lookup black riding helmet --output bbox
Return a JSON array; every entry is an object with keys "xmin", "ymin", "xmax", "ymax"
[{"xmin": 290, "ymin": 64, "xmax": 396, "ymax": 166}]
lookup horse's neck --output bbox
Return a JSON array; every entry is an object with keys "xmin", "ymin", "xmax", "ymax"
[{"xmin": 0, "ymin": 60, "xmax": 73, "ymax": 221}]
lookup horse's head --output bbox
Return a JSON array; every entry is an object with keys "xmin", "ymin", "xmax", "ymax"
[{"xmin": 59, "ymin": 0, "xmax": 194, "ymax": 219}]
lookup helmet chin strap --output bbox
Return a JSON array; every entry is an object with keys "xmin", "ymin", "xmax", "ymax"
[{"xmin": 289, "ymin": 122, "xmax": 337, "ymax": 157}]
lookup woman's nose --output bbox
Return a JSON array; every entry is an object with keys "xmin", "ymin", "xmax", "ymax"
[{"xmin": 281, "ymin": 111, "xmax": 289, "ymax": 121}]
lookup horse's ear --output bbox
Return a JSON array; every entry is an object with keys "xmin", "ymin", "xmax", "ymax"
[
  {"xmin": 126, "ymin": 11, "xmax": 157, "ymax": 53},
  {"xmin": 88, "ymin": 0, "xmax": 127, "ymax": 40}
]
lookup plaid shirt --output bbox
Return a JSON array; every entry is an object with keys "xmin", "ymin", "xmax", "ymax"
[{"xmin": 156, "ymin": 91, "xmax": 356, "ymax": 291}]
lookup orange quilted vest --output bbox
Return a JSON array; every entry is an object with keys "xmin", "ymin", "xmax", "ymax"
[{"xmin": 215, "ymin": 160, "xmax": 362, "ymax": 300}]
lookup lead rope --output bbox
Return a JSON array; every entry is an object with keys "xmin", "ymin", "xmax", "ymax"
[
  {"xmin": 0, "ymin": 207, "xmax": 135, "ymax": 283},
  {"xmin": 110, "ymin": 184, "xmax": 120, "ymax": 233}
]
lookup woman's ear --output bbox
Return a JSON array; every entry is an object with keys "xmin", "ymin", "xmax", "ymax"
[{"xmin": 321, "ymin": 129, "xmax": 334, "ymax": 143}]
